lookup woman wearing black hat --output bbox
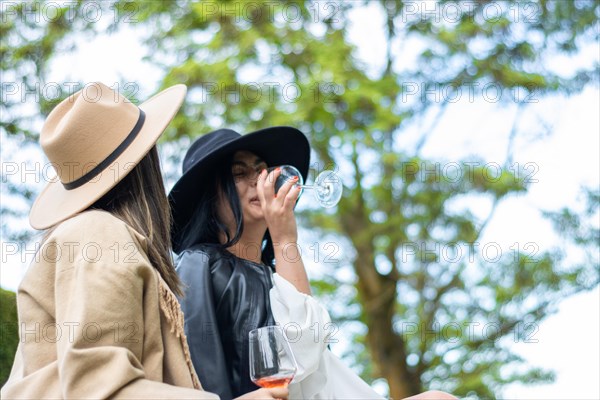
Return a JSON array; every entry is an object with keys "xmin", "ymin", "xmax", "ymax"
[
  {"xmin": 169, "ymin": 127, "xmax": 314, "ymax": 399},
  {"xmin": 169, "ymin": 128, "xmax": 457, "ymax": 400}
]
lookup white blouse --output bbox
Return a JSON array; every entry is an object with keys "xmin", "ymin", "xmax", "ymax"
[{"xmin": 269, "ymin": 273, "xmax": 385, "ymax": 399}]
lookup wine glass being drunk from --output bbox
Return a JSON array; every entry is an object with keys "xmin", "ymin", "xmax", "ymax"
[
  {"xmin": 267, "ymin": 165, "xmax": 343, "ymax": 208},
  {"xmin": 249, "ymin": 326, "xmax": 297, "ymax": 389}
]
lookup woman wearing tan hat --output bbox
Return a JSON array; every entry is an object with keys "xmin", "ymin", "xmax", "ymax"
[{"xmin": 1, "ymin": 83, "xmax": 287, "ymax": 400}]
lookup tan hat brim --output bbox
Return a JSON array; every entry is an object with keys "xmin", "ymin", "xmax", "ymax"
[{"xmin": 29, "ymin": 84, "xmax": 187, "ymax": 230}]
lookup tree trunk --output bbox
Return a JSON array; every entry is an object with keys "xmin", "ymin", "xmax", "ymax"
[
  {"xmin": 343, "ymin": 153, "xmax": 420, "ymax": 398},
  {"xmin": 355, "ymin": 268, "xmax": 421, "ymax": 399}
]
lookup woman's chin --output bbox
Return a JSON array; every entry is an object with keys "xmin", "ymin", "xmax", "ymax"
[{"xmin": 244, "ymin": 208, "xmax": 265, "ymax": 224}]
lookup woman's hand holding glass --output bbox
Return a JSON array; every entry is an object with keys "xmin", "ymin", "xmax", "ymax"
[
  {"xmin": 256, "ymin": 166, "xmax": 317, "ymax": 295},
  {"xmin": 256, "ymin": 167, "xmax": 301, "ymax": 245}
]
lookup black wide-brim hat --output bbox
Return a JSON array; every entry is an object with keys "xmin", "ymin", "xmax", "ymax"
[{"xmin": 169, "ymin": 126, "xmax": 310, "ymax": 253}]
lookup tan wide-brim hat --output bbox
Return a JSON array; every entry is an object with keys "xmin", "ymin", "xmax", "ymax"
[{"xmin": 29, "ymin": 82, "xmax": 187, "ymax": 230}]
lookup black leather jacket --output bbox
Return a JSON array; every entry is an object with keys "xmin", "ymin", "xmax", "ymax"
[{"xmin": 176, "ymin": 244, "xmax": 275, "ymax": 400}]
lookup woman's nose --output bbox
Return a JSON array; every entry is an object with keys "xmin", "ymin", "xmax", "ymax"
[{"xmin": 249, "ymin": 170, "xmax": 260, "ymax": 186}]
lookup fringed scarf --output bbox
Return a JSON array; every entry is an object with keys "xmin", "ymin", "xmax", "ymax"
[{"xmin": 156, "ymin": 272, "xmax": 202, "ymax": 390}]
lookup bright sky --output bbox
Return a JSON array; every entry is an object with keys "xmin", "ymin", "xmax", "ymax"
[{"xmin": 1, "ymin": 2, "xmax": 598, "ymax": 399}]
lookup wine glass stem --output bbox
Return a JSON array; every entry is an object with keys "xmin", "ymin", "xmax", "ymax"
[{"xmin": 298, "ymin": 185, "xmax": 313, "ymax": 189}]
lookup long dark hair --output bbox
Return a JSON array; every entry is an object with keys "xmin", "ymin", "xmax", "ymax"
[
  {"xmin": 90, "ymin": 146, "xmax": 183, "ymax": 296},
  {"xmin": 178, "ymin": 155, "xmax": 275, "ymax": 266}
]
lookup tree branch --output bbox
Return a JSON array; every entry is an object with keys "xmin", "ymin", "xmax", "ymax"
[
  {"xmin": 504, "ymin": 103, "xmax": 525, "ymax": 167},
  {"xmin": 415, "ymin": 100, "xmax": 450, "ymax": 155}
]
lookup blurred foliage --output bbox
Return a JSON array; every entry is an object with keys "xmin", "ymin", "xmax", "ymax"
[
  {"xmin": 0, "ymin": 289, "xmax": 18, "ymax": 386},
  {"xmin": 1, "ymin": 1, "xmax": 599, "ymax": 398}
]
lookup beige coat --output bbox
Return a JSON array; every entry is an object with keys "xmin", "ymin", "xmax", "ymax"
[{"xmin": 1, "ymin": 210, "xmax": 219, "ymax": 399}]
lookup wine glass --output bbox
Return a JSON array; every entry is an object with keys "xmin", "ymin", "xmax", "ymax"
[
  {"xmin": 249, "ymin": 326, "xmax": 297, "ymax": 389},
  {"xmin": 267, "ymin": 165, "xmax": 343, "ymax": 208}
]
